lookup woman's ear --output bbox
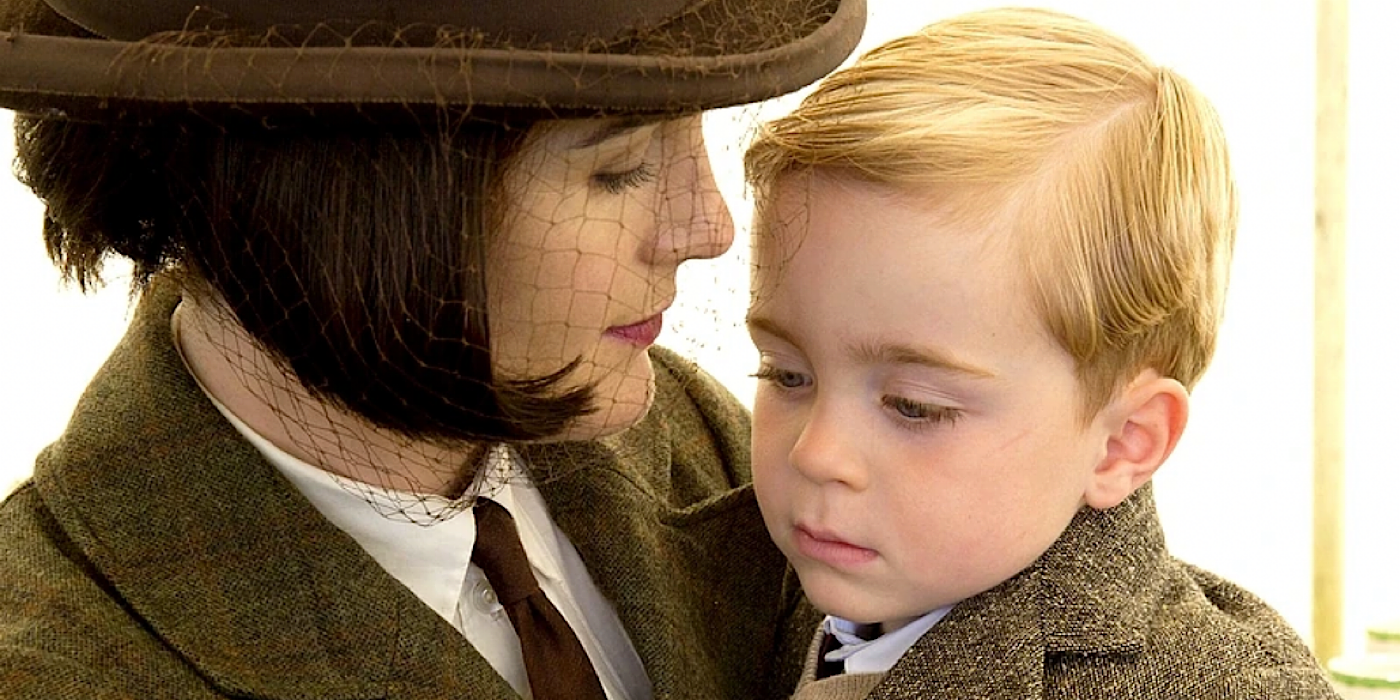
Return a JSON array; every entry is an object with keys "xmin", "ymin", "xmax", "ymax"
[{"xmin": 1084, "ymin": 370, "xmax": 1190, "ymax": 510}]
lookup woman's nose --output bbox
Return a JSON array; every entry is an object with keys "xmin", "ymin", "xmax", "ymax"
[{"xmin": 648, "ymin": 122, "xmax": 736, "ymax": 265}]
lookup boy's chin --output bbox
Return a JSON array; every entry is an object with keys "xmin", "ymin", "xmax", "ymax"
[
  {"xmin": 796, "ymin": 573, "xmax": 895, "ymax": 627},
  {"xmin": 794, "ymin": 567, "xmax": 958, "ymax": 631}
]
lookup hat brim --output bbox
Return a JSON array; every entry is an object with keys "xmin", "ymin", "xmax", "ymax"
[{"xmin": 0, "ymin": 0, "xmax": 865, "ymax": 125}]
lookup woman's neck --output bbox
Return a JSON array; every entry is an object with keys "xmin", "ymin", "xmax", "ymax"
[{"xmin": 172, "ymin": 296, "xmax": 484, "ymax": 497}]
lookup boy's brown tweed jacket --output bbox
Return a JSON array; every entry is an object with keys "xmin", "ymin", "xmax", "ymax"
[
  {"xmin": 790, "ymin": 486, "xmax": 1341, "ymax": 700},
  {"xmin": 0, "ymin": 278, "xmax": 820, "ymax": 699}
]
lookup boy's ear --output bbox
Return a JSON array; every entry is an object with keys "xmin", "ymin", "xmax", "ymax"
[{"xmin": 1084, "ymin": 370, "xmax": 1190, "ymax": 511}]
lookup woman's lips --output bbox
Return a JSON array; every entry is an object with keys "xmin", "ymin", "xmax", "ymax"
[
  {"xmin": 793, "ymin": 526, "xmax": 878, "ymax": 568},
  {"xmin": 606, "ymin": 314, "xmax": 664, "ymax": 347}
]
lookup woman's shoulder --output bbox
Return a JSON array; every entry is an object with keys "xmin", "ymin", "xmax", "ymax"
[
  {"xmin": 648, "ymin": 345, "xmax": 750, "ymax": 451},
  {"xmin": 0, "ymin": 483, "xmax": 226, "ymax": 698}
]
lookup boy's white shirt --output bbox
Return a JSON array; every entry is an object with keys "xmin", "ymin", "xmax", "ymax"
[
  {"xmin": 823, "ymin": 606, "xmax": 953, "ymax": 675},
  {"xmin": 172, "ymin": 301, "xmax": 651, "ymax": 700}
]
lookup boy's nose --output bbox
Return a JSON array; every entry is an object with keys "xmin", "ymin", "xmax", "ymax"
[{"xmin": 788, "ymin": 404, "xmax": 869, "ymax": 491}]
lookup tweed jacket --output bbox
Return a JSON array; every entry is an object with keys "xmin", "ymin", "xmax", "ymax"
[
  {"xmin": 791, "ymin": 487, "xmax": 1340, "ymax": 700},
  {"xmin": 0, "ymin": 278, "xmax": 821, "ymax": 699}
]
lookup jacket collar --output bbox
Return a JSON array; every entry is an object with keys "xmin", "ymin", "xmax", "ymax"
[
  {"xmin": 868, "ymin": 487, "xmax": 1169, "ymax": 700},
  {"xmin": 1035, "ymin": 485, "xmax": 1168, "ymax": 654}
]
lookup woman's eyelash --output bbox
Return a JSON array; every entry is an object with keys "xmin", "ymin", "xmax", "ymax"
[
  {"xmin": 881, "ymin": 395, "xmax": 961, "ymax": 429},
  {"xmin": 593, "ymin": 162, "xmax": 657, "ymax": 194}
]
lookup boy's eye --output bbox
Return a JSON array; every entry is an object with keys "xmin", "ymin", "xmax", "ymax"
[
  {"xmin": 752, "ymin": 365, "xmax": 811, "ymax": 390},
  {"xmin": 592, "ymin": 162, "xmax": 657, "ymax": 194},
  {"xmin": 882, "ymin": 395, "xmax": 961, "ymax": 427}
]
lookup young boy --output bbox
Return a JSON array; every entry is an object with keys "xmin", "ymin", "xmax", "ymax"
[{"xmin": 743, "ymin": 8, "xmax": 1339, "ymax": 700}]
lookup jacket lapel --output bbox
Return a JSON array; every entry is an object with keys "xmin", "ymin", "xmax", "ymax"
[{"xmin": 34, "ymin": 279, "xmax": 513, "ymax": 699}]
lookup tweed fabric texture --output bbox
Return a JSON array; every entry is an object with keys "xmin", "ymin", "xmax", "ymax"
[
  {"xmin": 789, "ymin": 486, "xmax": 1340, "ymax": 700},
  {"xmin": 0, "ymin": 276, "xmax": 820, "ymax": 699}
]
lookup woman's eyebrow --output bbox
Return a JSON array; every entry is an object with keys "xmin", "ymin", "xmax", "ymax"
[{"xmin": 570, "ymin": 116, "xmax": 660, "ymax": 150}]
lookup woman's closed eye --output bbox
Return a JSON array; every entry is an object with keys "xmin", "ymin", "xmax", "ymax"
[{"xmin": 592, "ymin": 162, "xmax": 657, "ymax": 195}]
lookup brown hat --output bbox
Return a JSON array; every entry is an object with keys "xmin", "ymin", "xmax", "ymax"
[{"xmin": 0, "ymin": 0, "xmax": 865, "ymax": 124}]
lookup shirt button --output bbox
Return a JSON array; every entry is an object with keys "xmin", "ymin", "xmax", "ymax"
[{"xmin": 471, "ymin": 579, "xmax": 503, "ymax": 617}]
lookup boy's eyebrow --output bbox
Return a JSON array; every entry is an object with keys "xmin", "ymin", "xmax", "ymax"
[
  {"xmin": 846, "ymin": 339, "xmax": 998, "ymax": 379},
  {"xmin": 747, "ymin": 315, "xmax": 997, "ymax": 380},
  {"xmin": 746, "ymin": 315, "xmax": 798, "ymax": 346},
  {"xmin": 570, "ymin": 116, "xmax": 660, "ymax": 150}
]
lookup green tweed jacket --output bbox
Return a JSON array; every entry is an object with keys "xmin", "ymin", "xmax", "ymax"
[
  {"xmin": 0, "ymin": 279, "xmax": 820, "ymax": 699},
  {"xmin": 792, "ymin": 486, "xmax": 1340, "ymax": 700}
]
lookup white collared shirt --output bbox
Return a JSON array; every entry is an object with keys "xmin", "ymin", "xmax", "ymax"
[
  {"xmin": 195, "ymin": 390, "xmax": 652, "ymax": 700},
  {"xmin": 822, "ymin": 606, "xmax": 952, "ymax": 675}
]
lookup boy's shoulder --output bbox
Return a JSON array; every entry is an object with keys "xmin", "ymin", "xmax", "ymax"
[
  {"xmin": 869, "ymin": 487, "xmax": 1338, "ymax": 699},
  {"xmin": 1039, "ymin": 559, "xmax": 1338, "ymax": 699}
]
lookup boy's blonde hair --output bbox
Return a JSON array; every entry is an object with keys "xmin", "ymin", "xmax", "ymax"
[{"xmin": 745, "ymin": 7, "xmax": 1237, "ymax": 418}]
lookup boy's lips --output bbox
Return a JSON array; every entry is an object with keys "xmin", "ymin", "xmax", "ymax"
[
  {"xmin": 793, "ymin": 525, "xmax": 877, "ymax": 568},
  {"xmin": 606, "ymin": 313, "xmax": 664, "ymax": 347}
]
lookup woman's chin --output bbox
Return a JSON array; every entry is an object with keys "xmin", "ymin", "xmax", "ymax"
[{"xmin": 551, "ymin": 362, "xmax": 656, "ymax": 441}]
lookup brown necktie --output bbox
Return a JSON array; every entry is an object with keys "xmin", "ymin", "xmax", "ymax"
[
  {"xmin": 471, "ymin": 498, "xmax": 608, "ymax": 700},
  {"xmin": 815, "ymin": 632, "xmax": 843, "ymax": 679}
]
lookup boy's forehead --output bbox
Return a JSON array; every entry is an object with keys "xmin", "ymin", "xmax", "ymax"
[
  {"xmin": 749, "ymin": 168, "xmax": 1042, "ymax": 337},
  {"xmin": 757, "ymin": 169, "xmax": 1019, "ymax": 254},
  {"xmin": 746, "ymin": 165, "xmax": 1073, "ymax": 386}
]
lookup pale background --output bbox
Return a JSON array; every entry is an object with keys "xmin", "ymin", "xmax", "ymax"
[{"xmin": 1, "ymin": 0, "xmax": 1395, "ymax": 657}]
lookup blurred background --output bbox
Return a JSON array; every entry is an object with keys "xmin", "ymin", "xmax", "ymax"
[{"xmin": 1, "ymin": 0, "xmax": 1394, "ymax": 664}]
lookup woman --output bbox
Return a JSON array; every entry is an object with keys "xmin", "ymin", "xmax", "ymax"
[{"xmin": 0, "ymin": 0, "xmax": 863, "ymax": 697}]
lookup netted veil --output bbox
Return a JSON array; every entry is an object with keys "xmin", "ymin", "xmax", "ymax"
[{"xmin": 1, "ymin": 0, "xmax": 861, "ymax": 521}]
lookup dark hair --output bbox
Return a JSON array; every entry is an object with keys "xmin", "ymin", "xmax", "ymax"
[{"xmin": 14, "ymin": 115, "xmax": 594, "ymax": 443}]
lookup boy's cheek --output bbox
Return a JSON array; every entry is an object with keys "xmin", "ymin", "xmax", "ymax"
[{"xmin": 749, "ymin": 452, "xmax": 791, "ymax": 543}]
